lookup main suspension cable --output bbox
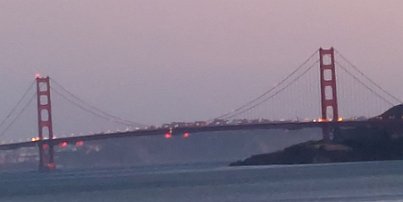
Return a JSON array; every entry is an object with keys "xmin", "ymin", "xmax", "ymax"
[
  {"xmin": 0, "ymin": 92, "xmax": 36, "ymax": 138},
  {"xmin": 51, "ymin": 87, "xmax": 144, "ymax": 127},
  {"xmin": 335, "ymin": 49, "xmax": 402, "ymax": 104},
  {"xmin": 336, "ymin": 62, "xmax": 395, "ymax": 106},
  {"xmin": 214, "ymin": 49, "xmax": 320, "ymax": 120},
  {"xmin": 224, "ymin": 60, "xmax": 320, "ymax": 120},
  {"xmin": 50, "ymin": 79, "xmax": 147, "ymax": 127},
  {"xmin": 0, "ymin": 81, "xmax": 35, "ymax": 131}
]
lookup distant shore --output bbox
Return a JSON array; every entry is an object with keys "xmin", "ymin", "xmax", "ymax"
[{"xmin": 231, "ymin": 105, "xmax": 403, "ymax": 166}]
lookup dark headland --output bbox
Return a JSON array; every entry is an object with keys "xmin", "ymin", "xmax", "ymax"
[{"xmin": 230, "ymin": 105, "xmax": 403, "ymax": 166}]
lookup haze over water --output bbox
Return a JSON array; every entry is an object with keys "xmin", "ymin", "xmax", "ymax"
[
  {"xmin": 1, "ymin": 0, "xmax": 403, "ymax": 138},
  {"xmin": 2, "ymin": 1, "xmax": 403, "ymax": 201}
]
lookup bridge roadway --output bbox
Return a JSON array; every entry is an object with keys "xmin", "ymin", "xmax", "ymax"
[{"xmin": 0, "ymin": 120, "xmax": 402, "ymax": 151}]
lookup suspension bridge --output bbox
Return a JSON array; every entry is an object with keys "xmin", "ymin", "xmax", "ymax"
[{"xmin": 0, "ymin": 47, "xmax": 402, "ymax": 171}]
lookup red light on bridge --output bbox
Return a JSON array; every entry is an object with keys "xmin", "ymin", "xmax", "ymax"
[
  {"xmin": 183, "ymin": 132, "xmax": 190, "ymax": 139},
  {"xmin": 165, "ymin": 132, "xmax": 172, "ymax": 139},
  {"xmin": 75, "ymin": 140, "xmax": 84, "ymax": 147},
  {"xmin": 59, "ymin": 141, "xmax": 68, "ymax": 148},
  {"xmin": 47, "ymin": 163, "xmax": 56, "ymax": 170},
  {"xmin": 318, "ymin": 118, "xmax": 328, "ymax": 122}
]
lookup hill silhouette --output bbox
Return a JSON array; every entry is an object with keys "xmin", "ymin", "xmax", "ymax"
[{"xmin": 231, "ymin": 105, "xmax": 403, "ymax": 166}]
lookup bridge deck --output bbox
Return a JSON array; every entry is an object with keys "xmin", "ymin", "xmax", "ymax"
[{"xmin": 0, "ymin": 120, "xmax": 401, "ymax": 151}]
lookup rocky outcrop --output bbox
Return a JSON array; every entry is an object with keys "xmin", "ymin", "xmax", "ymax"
[
  {"xmin": 231, "ymin": 105, "xmax": 403, "ymax": 166},
  {"xmin": 230, "ymin": 134, "xmax": 403, "ymax": 166}
]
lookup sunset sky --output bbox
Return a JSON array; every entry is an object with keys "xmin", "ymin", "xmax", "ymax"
[{"xmin": 1, "ymin": 0, "xmax": 403, "ymax": 139}]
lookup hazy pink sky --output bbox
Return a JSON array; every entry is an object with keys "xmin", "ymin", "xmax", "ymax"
[{"xmin": 1, "ymin": 0, "xmax": 403, "ymax": 138}]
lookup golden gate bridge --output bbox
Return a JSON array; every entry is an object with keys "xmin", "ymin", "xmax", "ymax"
[{"xmin": 0, "ymin": 47, "xmax": 402, "ymax": 171}]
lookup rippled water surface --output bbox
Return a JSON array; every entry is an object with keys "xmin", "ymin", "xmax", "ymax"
[{"xmin": 2, "ymin": 161, "xmax": 403, "ymax": 202}]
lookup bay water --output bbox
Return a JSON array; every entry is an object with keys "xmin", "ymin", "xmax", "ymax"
[{"xmin": 1, "ymin": 160, "xmax": 403, "ymax": 201}]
